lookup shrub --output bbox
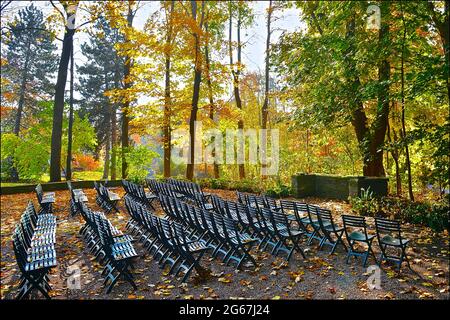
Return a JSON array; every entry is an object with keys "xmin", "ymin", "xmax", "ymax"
[
  {"xmin": 349, "ymin": 187, "xmax": 379, "ymax": 216},
  {"xmin": 349, "ymin": 191, "xmax": 449, "ymax": 232},
  {"xmin": 73, "ymin": 154, "xmax": 101, "ymax": 171},
  {"xmin": 125, "ymin": 145, "xmax": 159, "ymax": 183},
  {"xmin": 265, "ymin": 183, "xmax": 291, "ymax": 198}
]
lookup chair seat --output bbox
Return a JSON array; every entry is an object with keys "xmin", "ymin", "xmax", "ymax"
[
  {"xmin": 323, "ymin": 224, "xmax": 343, "ymax": 232},
  {"xmin": 279, "ymin": 229, "xmax": 303, "ymax": 237},
  {"xmin": 300, "ymin": 216, "xmax": 314, "ymax": 224},
  {"xmin": 25, "ymin": 257, "xmax": 57, "ymax": 271},
  {"xmin": 185, "ymin": 241, "xmax": 208, "ymax": 252},
  {"xmin": 380, "ymin": 235, "xmax": 409, "ymax": 246},
  {"xmin": 203, "ymin": 203, "xmax": 214, "ymax": 210},
  {"xmin": 108, "ymin": 192, "xmax": 120, "ymax": 201},
  {"xmin": 41, "ymin": 198, "xmax": 55, "ymax": 204},
  {"xmin": 75, "ymin": 195, "xmax": 88, "ymax": 202},
  {"xmin": 145, "ymin": 192, "xmax": 157, "ymax": 200},
  {"xmin": 348, "ymin": 231, "xmax": 375, "ymax": 242}
]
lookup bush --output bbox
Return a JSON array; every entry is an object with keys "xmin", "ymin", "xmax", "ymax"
[
  {"xmin": 198, "ymin": 178, "xmax": 262, "ymax": 193},
  {"xmin": 73, "ymin": 154, "xmax": 101, "ymax": 171},
  {"xmin": 349, "ymin": 187, "xmax": 379, "ymax": 216},
  {"xmin": 125, "ymin": 145, "xmax": 159, "ymax": 183},
  {"xmin": 349, "ymin": 191, "xmax": 449, "ymax": 232},
  {"xmin": 265, "ymin": 183, "xmax": 291, "ymax": 198}
]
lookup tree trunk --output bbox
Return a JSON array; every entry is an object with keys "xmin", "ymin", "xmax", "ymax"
[
  {"xmin": 366, "ymin": 2, "xmax": 390, "ymax": 177},
  {"xmin": 229, "ymin": 3, "xmax": 245, "ymax": 179},
  {"xmin": 186, "ymin": 0, "xmax": 205, "ymax": 181},
  {"xmin": 111, "ymin": 51, "xmax": 120, "ymax": 180},
  {"xmin": 66, "ymin": 46, "xmax": 74, "ymax": 181},
  {"xmin": 10, "ymin": 39, "xmax": 31, "ymax": 181},
  {"xmin": 400, "ymin": 2, "xmax": 414, "ymax": 201},
  {"xmin": 14, "ymin": 41, "xmax": 31, "ymax": 135},
  {"xmin": 163, "ymin": 0, "xmax": 174, "ymax": 178},
  {"xmin": 50, "ymin": 23, "xmax": 75, "ymax": 182},
  {"xmin": 205, "ymin": 21, "xmax": 219, "ymax": 179},
  {"xmin": 103, "ymin": 123, "xmax": 111, "ymax": 179},
  {"xmin": 343, "ymin": 11, "xmax": 388, "ymax": 177},
  {"xmin": 387, "ymin": 118, "xmax": 402, "ymax": 196},
  {"xmin": 261, "ymin": 0, "xmax": 273, "ymax": 178},
  {"xmin": 428, "ymin": 0, "xmax": 449, "ymax": 102},
  {"xmin": 121, "ymin": 5, "xmax": 135, "ymax": 179},
  {"xmin": 262, "ymin": 0, "xmax": 272, "ymax": 131}
]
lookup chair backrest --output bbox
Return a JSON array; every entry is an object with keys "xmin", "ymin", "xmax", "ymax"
[
  {"xmin": 375, "ymin": 217, "xmax": 402, "ymax": 240},
  {"xmin": 264, "ymin": 195, "xmax": 278, "ymax": 209},
  {"xmin": 35, "ymin": 184, "xmax": 43, "ymax": 203},
  {"xmin": 211, "ymin": 195, "xmax": 225, "ymax": 212},
  {"xmin": 342, "ymin": 215, "xmax": 369, "ymax": 239},
  {"xmin": 316, "ymin": 207, "xmax": 332, "ymax": 224},
  {"xmin": 236, "ymin": 191, "xmax": 248, "ymax": 205},
  {"xmin": 247, "ymin": 194, "xmax": 266, "ymax": 209}
]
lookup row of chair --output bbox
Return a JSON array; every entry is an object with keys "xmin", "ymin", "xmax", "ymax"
[
  {"xmin": 94, "ymin": 181, "xmax": 120, "ymax": 213},
  {"xmin": 77, "ymin": 202, "xmax": 138, "ymax": 293},
  {"xmin": 158, "ymin": 194, "xmax": 261, "ymax": 269},
  {"xmin": 166, "ymin": 178, "xmax": 212, "ymax": 202},
  {"xmin": 210, "ymin": 196, "xmax": 307, "ymax": 261},
  {"xmin": 68, "ymin": 181, "xmax": 88, "ymax": 216},
  {"xmin": 12, "ymin": 201, "xmax": 57, "ymax": 299},
  {"xmin": 35, "ymin": 184, "xmax": 55, "ymax": 213},
  {"xmin": 237, "ymin": 194, "xmax": 411, "ymax": 270},
  {"xmin": 124, "ymin": 195, "xmax": 209, "ymax": 282},
  {"xmin": 153, "ymin": 180, "xmax": 411, "ymax": 271},
  {"xmin": 237, "ymin": 191, "xmax": 280, "ymax": 212},
  {"xmin": 122, "ymin": 179, "xmax": 157, "ymax": 210}
]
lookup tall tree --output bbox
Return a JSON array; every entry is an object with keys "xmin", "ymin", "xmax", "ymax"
[
  {"xmin": 228, "ymin": 1, "xmax": 245, "ymax": 179},
  {"xmin": 49, "ymin": 2, "xmax": 77, "ymax": 182},
  {"xmin": 163, "ymin": 0, "xmax": 175, "ymax": 178},
  {"xmin": 261, "ymin": 0, "xmax": 273, "ymax": 177},
  {"xmin": 2, "ymin": 4, "xmax": 57, "ymax": 180},
  {"xmin": 121, "ymin": 2, "xmax": 137, "ymax": 179},
  {"xmin": 78, "ymin": 16, "xmax": 124, "ymax": 179},
  {"xmin": 66, "ymin": 46, "xmax": 74, "ymax": 180},
  {"xmin": 399, "ymin": 2, "xmax": 413, "ymax": 200},
  {"xmin": 186, "ymin": 0, "xmax": 206, "ymax": 180},
  {"xmin": 275, "ymin": 2, "xmax": 394, "ymax": 177},
  {"xmin": 204, "ymin": 19, "xmax": 219, "ymax": 178}
]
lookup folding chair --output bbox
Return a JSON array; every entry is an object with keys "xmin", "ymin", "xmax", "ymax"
[
  {"xmin": 221, "ymin": 216, "xmax": 258, "ymax": 269},
  {"xmin": 375, "ymin": 217, "xmax": 411, "ymax": 271},
  {"xmin": 35, "ymin": 184, "xmax": 55, "ymax": 213},
  {"xmin": 171, "ymin": 221, "xmax": 209, "ymax": 282},
  {"xmin": 236, "ymin": 191, "xmax": 248, "ymax": 205},
  {"xmin": 280, "ymin": 200, "xmax": 313, "ymax": 240},
  {"xmin": 342, "ymin": 215, "xmax": 377, "ymax": 267},
  {"xmin": 316, "ymin": 208, "xmax": 347, "ymax": 254},
  {"xmin": 98, "ymin": 217, "xmax": 138, "ymax": 294},
  {"xmin": 68, "ymin": 181, "xmax": 88, "ymax": 216},
  {"xmin": 263, "ymin": 208, "xmax": 306, "ymax": 261}
]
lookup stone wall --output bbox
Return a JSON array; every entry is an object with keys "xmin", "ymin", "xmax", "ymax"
[
  {"xmin": 0, "ymin": 180, "xmax": 123, "ymax": 195},
  {"xmin": 291, "ymin": 174, "xmax": 388, "ymax": 200}
]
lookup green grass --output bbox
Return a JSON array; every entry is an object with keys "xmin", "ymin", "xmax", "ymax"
[
  {"xmin": 1, "ymin": 171, "xmax": 105, "ymax": 188},
  {"xmin": 0, "ymin": 182, "xmax": 30, "ymax": 187},
  {"xmin": 72, "ymin": 171, "xmax": 103, "ymax": 180}
]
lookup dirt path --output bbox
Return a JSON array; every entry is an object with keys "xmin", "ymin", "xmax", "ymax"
[{"xmin": 1, "ymin": 188, "xmax": 448, "ymax": 300}]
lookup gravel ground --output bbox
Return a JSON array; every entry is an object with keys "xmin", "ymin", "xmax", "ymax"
[{"xmin": 1, "ymin": 188, "xmax": 448, "ymax": 300}]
